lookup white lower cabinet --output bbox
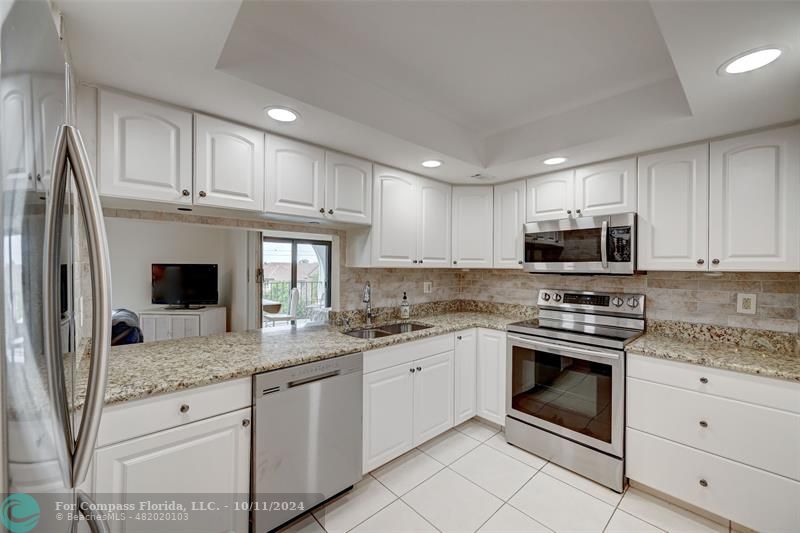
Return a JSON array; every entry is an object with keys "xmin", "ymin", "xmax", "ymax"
[
  {"xmin": 93, "ymin": 407, "xmax": 251, "ymax": 533},
  {"xmin": 476, "ymin": 328, "xmax": 506, "ymax": 426},
  {"xmin": 362, "ymin": 363, "xmax": 415, "ymax": 473},
  {"xmin": 626, "ymin": 354, "xmax": 800, "ymax": 532},
  {"xmin": 138, "ymin": 307, "xmax": 226, "ymax": 343},
  {"xmin": 454, "ymin": 329, "xmax": 478, "ymax": 425},
  {"xmin": 412, "ymin": 351, "xmax": 455, "ymax": 444}
]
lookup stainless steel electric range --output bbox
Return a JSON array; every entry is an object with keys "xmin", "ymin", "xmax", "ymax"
[{"xmin": 505, "ymin": 289, "xmax": 645, "ymax": 493}]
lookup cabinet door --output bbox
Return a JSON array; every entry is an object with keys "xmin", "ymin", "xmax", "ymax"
[
  {"xmin": 638, "ymin": 144, "xmax": 709, "ymax": 271},
  {"xmin": 574, "ymin": 158, "xmax": 636, "ymax": 217},
  {"xmin": 265, "ymin": 135, "xmax": 325, "ymax": 218},
  {"xmin": 194, "ymin": 114, "xmax": 264, "ymax": 211},
  {"xmin": 98, "ymin": 90, "xmax": 193, "ymax": 204},
  {"xmin": 476, "ymin": 329, "xmax": 507, "ymax": 426},
  {"xmin": 32, "ymin": 75, "xmax": 65, "ymax": 192},
  {"xmin": 418, "ymin": 177, "xmax": 452, "ymax": 267},
  {"xmin": 93, "ymin": 408, "xmax": 251, "ymax": 533},
  {"xmin": 452, "ymin": 186, "xmax": 493, "ymax": 268},
  {"xmin": 362, "ymin": 363, "xmax": 414, "ymax": 472},
  {"xmin": 709, "ymin": 125, "xmax": 800, "ymax": 271},
  {"xmin": 526, "ymin": 170, "xmax": 574, "ymax": 222},
  {"xmin": 493, "ymin": 180, "xmax": 526, "ymax": 269},
  {"xmin": 1, "ymin": 75, "xmax": 35, "ymax": 191},
  {"xmin": 170, "ymin": 316, "xmax": 200, "ymax": 339},
  {"xmin": 325, "ymin": 151, "xmax": 372, "ymax": 224},
  {"xmin": 454, "ymin": 330, "xmax": 478, "ymax": 425},
  {"xmin": 413, "ymin": 351, "xmax": 455, "ymax": 445},
  {"xmin": 371, "ymin": 166, "xmax": 418, "ymax": 267}
]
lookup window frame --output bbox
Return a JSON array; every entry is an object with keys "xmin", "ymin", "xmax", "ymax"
[{"xmin": 261, "ymin": 236, "xmax": 333, "ymax": 309}]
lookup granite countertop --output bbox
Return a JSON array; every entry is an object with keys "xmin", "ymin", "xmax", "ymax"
[
  {"xmin": 627, "ymin": 333, "xmax": 800, "ymax": 383},
  {"xmin": 73, "ymin": 312, "xmax": 526, "ymax": 410}
]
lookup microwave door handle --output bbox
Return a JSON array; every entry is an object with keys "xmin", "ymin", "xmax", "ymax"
[
  {"xmin": 507, "ymin": 335, "xmax": 620, "ymax": 361},
  {"xmin": 65, "ymin": 125, "xmax": 113, "ymax": 487},
  {"xmin": 43, "ymin": 125, "xmax": 75, "ymax": 488},
  {"xmin": 601, "ymin": 220, "xmax": 609, "ymax": 269}
]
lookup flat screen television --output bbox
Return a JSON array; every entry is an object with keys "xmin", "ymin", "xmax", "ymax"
[{"xmin": 152, "ymin": 264, "xmax": 218, "ymax": 308}]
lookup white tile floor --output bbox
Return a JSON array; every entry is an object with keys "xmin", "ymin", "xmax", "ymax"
[{"xmin": 280, "ymin": 419, "xmax": 731, "ymax": 533}]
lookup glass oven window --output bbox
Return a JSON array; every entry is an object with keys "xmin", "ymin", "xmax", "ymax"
[
  {"xmin": 511, "ymin": 344, "xmax": 613, "ymax": 443},
  {"xmin": 525, "ymin": 229, "xmax": 602, "ymax": 263}
]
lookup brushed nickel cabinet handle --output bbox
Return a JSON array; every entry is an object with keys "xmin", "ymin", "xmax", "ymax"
[
  {"xmin": 242, "ymin": 419, "xmax": 250, "ymax": 427},
  {"xmin": 699, "ymin": 420, "xmax": 708, "ymax": 428},
  {"xmin": 179, "ymin": 404, "xmax": 190, "ymax": 413},
  {"xmin": 182, "ymin": 189, "xmax": 190, "ymax": 196},
  {"xmin": 700, "ymin": 377, "xmax": 708, "ymax": 384},
  {"xmin": 319, "ymin": 208, "xmax": 325, "ymax": 214},
  {"xmin": 328, "ymin": 209, "xmax": 334, "ymax": 215},
  {"xmin": 697, "ymin": 259, "xmax": 704, "ymax": 265},
  {"xmin": 409, "ymin": 368, "xmax": 415, "ymax": 373},
  {"xmin": 699, "ymin": 479, "xmax": 708, "ymax": 487},
  {"xmin": 416, "ymin": 366, "xmax": 422, "ymax": 372},
  {"xmin": 712, "ymin": 258, "xmax": 720, "ymax": 265},
  {"xmin": 198, "ymin": 190, "xmax": 207, "ymax": 198}
]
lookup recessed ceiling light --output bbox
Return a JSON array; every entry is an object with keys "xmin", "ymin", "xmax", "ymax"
[
  {"xmin": 543, "ymin": 157, "xmax": 568, "ymax": 165},
  {"xmin": 421, "ymin": 159, "xmax": 443, "ymax": 168},
  {"xmin": 719, "ymin": 47, "xmax": 783, "ymax": 75},
  {"xmin": 265, "ymin": 106, "xmax": 299, "ymax": 123}
]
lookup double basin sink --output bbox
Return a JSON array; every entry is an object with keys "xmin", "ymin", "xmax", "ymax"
[{"xmin": 344, "ymin": 322, "xmax": 432, "ymax": 339}]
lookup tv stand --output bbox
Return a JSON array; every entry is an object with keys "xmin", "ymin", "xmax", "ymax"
[
  {"xmin": 165, "ymin": 305, "xmax": 207, "ymax": 310},
  {"xmin": 138, "ymin": 306, "xmax": 226, "ymax": 342}
]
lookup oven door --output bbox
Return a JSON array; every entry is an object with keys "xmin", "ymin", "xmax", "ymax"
[
  {"xmin": 506, "ymin": 334, "xmax": 624, "ymax": 458},
  {"xmin": 523, "ymin": 213, "xmax": 635, "ymax": 274}
]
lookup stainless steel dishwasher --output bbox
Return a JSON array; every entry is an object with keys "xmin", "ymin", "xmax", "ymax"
[{"xmin": 252, "ymin": 351, "xmax": 363, "ymax": 532}]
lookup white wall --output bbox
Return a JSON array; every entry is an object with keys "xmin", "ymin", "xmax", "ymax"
[{"xmin": 105, "ymin": 218, "xmax": 251, "ymax": 331}]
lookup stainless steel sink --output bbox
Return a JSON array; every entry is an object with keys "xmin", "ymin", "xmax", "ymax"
[{"xmin": 344, "ymin": 322, "xmax": 432, "ymax": 338}]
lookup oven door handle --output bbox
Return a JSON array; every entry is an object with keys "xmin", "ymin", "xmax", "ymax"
[
  {"xmin": 507, "ymin": 335, "xmax": 621, "ymax": 361},
  {"xmin": 600, "ymin": 220, "xmax": 609, "ymax": 269}
]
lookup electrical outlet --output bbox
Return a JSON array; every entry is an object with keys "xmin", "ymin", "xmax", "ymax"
[
  {"xmin": 423, "ymin": 281, "xmax": 432, "ymax": 294},
  {"xmin": 737, "ymin": 293, "xmax": 757, "ymax": 315}
]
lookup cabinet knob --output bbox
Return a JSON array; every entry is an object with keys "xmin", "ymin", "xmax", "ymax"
[
  {"xmin": 328, "ymin": 209, "xmax": 334, "ymax": 215},
  {"xmin": 518, "ymin": 260, "xmax": 523, "ymax": 265},
  {"xmin": 699, "ymin": 420, "xmax": 708, "ymax": 428},
  {"xmin": 27, "ymin": 173, "xmax": 33, "ymax": 181},
  {"xmin": 409, "ymin": 368, "xmax": 415, "ymax": 373},
  {"xmin": 416, "ymin": 366, "xmax": 422, "ymax": 372},
  {"xmin": 179, "ymin": 404, "xmax": 190, "ymax": 413},
  {"xmin": 457, "ymin": 335, "xmax": 462, "ymax": 340},
  {"xmin": 36, "ymin": 173, "xmax": 42, "ymax": 182},
  {"xmin": 712, "ymin": 258, "xmax": 720, "ymax": 265},
  {"xmin": 566, "ymin": 210, "xmax": 572, "ymax": 215},
  {"xmin": 242, "ymin": 419, "xmax": 251, "ymax": 427},
  {"xmin": 453, "ymin": 260, "xmax": 457, "ymax": 265},
  {"xmin": 699, "ymin": 377, "xmax": 708, "ymax": 384},
  {"xmin": 697, "ymin": 259, "xmax": 705, "ymax": 265},
  {"xmin": 319, "ymin": 208, "xmax": 325, "ymax": 214},
  {"xmin": 412, "ymin": 260, "xmax": 418, "ymax": 264},
  {"xmin": 575, "ymin": 209, "xmax": 581, "ymax": 215},
  {"xmin": 198, "ymin": 190, "xmax": 207, "ymax": 198},
  {"xmin": 419, "ymin": 260, "xmax": 423, "ymax": 264},
  {"xmin": 182, "ymin": 189, "xmax": 190, "ymax": 196},
  {"xmin": 699, "ymin": 479, "xmax": 708, "ymax": 488}
]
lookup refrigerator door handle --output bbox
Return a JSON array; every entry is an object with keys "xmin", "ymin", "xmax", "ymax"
[
  {"xmin": 43, "ymin": 124, "xmax": 112, "ymax": 489},
  {"xmin": 65, "ymin": 124, "xmax": 113, "ymax": 487}
]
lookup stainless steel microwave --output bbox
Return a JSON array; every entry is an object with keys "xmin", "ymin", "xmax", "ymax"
[{"xmin": 523, "ymin": 213, "xmax": 636, "ymax": 275}]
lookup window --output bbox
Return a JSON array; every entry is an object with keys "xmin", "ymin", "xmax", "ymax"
[{"xmin": 262, "ymin": 237, "xmax": 332, "ymax": 326}]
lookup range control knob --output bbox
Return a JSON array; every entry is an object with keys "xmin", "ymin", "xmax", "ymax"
[
  {"xmin": 627, "ymin": 297, "xmax": 640, "ymax": 309},
  {"xmin": 553, "ymin": 293, "xmax": 562, "ymax": 302},
  {"xmin": 611, "ymin": 297, "xmax": 624, "ymax": 307},
  {"xmin": 541, "ymin": 293, "xmax": 551, "ymax": 302}
]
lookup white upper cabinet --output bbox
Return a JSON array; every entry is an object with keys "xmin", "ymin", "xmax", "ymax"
[
  {"xmin": 325, "ymin": 152, "xmax": 372, "ymax": 225},
  {"xmin": 638, "ymin": 144, "xmax": 709, "ymax": 271},
  {"xmin": 372, "ymin": 166, "xmax": 419, "ymax": 267},
  {"xmin": 709, "ymin": 125, "xmax": 800, "ymax": 271},
  {"xmin": 1, "ymin": 75, "xmax": 35, "ymax": 191},
  {"xmin": 194, "ymin": 114, "xmax": 264, "ymax": 212},
  {"xmin": 493, "ymin": 180, "xmax": 526, "ymax": 269},
  {"xmin": 265, "ymin": 135, "xmax": 325, "ymax": 217},
  {"xmin": 98, "ymin": 89, "xmax": 193, "ymax": 204},
  {"xmin": 526, "ymin": 170, "xmax": 573, "ymax": 222},
  {"xmin": 574, "ymin": 157, "xmax": 637, "ymax": 217},
  {"xmin": 452, "ymin": 186, "xmax": 493, "ymax": 268},
  {"xmin": 417, "ymin": 177, "xmax": 452, "ymax": 267},
  {"xmin": 32, "ymin": 75, "xmax": 65, "ymax": 192}
]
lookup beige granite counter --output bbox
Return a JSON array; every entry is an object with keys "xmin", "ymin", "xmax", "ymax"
[
  {"xmin": 627, "ymin": 333, "xmax": 800, "ymax": 383},
  {"xmin": 74, "ymin": 312, "xmax": 527, "ymax": 410}
]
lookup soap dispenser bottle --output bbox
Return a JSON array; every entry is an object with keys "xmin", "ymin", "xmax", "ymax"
[{"xmin": 400, "ymin": 292, "xmax": 411, "ymax": 319}]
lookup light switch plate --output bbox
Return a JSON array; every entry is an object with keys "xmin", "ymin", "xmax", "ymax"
[
  {"xmin": 423, "ymin": 281, "xmax": 432, "ymax": 294},
  {"xmin": 736, "ymin": 293, "xmax": 757, "ymax": 315}
]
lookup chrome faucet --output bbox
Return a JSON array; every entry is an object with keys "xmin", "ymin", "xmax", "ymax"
[{"xmin": 362, "ymin": 281, "xmax": 373, "ymax": 327}]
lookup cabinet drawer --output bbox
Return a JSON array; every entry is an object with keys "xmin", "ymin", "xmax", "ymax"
[
  {"xmin": 364, "ymin": 333, "xmax": 454, "ymax": 374},
  {"xmin": 95, "ymin": 378, "xmax": 251, "ymax": 446},
  {"xmin": 627, "ymin": 429, "xmax": 800, "ymax": 533},
  {"xmin": 627, "ymin": 354, "xmax": 800, "ymax": 414},
  {"xmin": 627, "ymin": 377, "xmax": 800, "ymax": 481}
]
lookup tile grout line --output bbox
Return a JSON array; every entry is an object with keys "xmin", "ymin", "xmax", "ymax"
[
  {"xmin": 366, "ymin": 472, "xmax": 443, "ymax": 533},
  {"xmin": 330, "ymin": 474, "xmax": 398, "ymax": 533},
  {"xmin": 473, "ymin": 465, "xmax": 556, "ymax": 533}
]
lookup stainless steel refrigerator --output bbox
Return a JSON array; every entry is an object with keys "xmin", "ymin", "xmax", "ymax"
[{"xmin": 1, "ymin": 1, "xmax": 111, "ymax": 531}]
